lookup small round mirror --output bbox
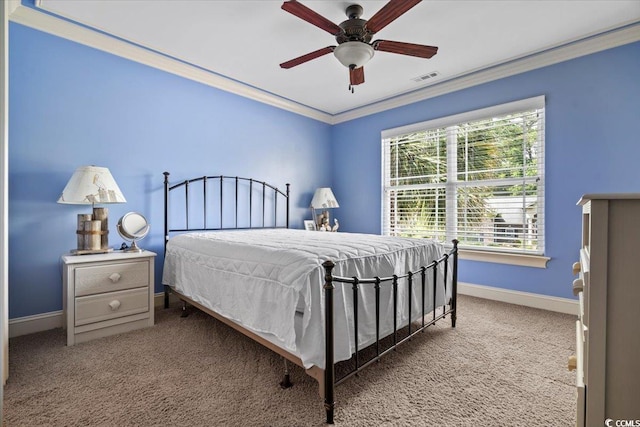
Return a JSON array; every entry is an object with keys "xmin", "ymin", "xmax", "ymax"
[{"xmin": 117, "ymin": 212, "xmax": 149, "ymax": 252}]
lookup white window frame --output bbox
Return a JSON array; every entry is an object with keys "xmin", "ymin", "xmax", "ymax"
[{"xmin": 381, "ymin": 96, "xmax": 549, "ymax": 268}]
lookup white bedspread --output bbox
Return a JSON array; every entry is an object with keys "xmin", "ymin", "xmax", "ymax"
[{"xmin": 162, "ymin": 229, "xmax": 450, "ymax": 369}]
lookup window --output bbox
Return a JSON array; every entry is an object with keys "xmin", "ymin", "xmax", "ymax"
[{"xmin": 382, "ymin": 96, "xmax": 545, "ymax": 256}]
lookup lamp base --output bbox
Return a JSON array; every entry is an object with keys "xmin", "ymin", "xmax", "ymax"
[{"xmin": 317, "ymin": 210, "xmax": 331, "ymax": 231}]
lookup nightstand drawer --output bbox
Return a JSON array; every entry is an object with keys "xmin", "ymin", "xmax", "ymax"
[
  {"xmin": 75, "ymin": 287, "xmax": 149, "ymax": 326},
  {"xmin": 75, "ymin": 261, "xmax": 149, "ymax": 297}
]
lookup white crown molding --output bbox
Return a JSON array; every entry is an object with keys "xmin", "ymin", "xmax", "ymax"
[
  {"xmin": 8, "ymin": 5, "xmax": 334, "ymax": 124},
  {"xmin": 7, "ymin": 0, "xmax": 20, "ymax": 16},
  {"xmin": 8, "ymin": 5, "xmax": 640, "ymax": 125},
  {"xmin": 332, "ymin": 22, "xmax": 640, "ymax": 124}
]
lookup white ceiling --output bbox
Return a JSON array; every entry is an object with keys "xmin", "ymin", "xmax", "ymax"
[{"xmin": 36, "ymin": 0, "xmax": 640, "ymax": 116}]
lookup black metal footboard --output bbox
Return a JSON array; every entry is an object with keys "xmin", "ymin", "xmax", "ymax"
[{"xmin": 321, "ymin": 239, "xmax": 459, "ymax": 424}]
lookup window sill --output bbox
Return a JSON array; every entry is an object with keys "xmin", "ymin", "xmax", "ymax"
[{"xmin": 457, "ymin": 248, "xmax": 550, "ymax": 268}]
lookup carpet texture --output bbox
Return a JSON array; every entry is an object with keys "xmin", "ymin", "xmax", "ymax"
[{"xmin": 4, "ymin": 295, "xmax": 577, "ymax": 426}]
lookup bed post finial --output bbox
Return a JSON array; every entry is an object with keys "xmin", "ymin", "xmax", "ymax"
[{"xmin": 322, "ymin": 260, "xmax": 335, "ymax": 424}]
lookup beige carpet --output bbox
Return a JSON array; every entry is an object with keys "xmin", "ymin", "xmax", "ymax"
[{"xmin": 4, "ymin": 295, "xmax": 576, "ymax": 426}]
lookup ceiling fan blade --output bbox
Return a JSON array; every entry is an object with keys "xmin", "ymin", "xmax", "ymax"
[
  {"xmin": 281, "ymin": 1, "xmax": 342, "ymax": 35},
  {"xmin": 373, "ymin": 40, "xmax": 438, "ymax": 58},
  {"xmin": 350, "ymin": 67, "xmax": 365, "ymax": 86},
  {"xmin": 280, "ymin": 46, "xmax": 335, "ymax": 69},
  {"xmin": 366, "ymin": 0, "xmax": 422, "ymax": 34}
]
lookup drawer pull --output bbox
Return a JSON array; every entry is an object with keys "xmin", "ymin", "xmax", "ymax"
[
  {"xmin": 572, "ymin": 261, "xmax": 581, "ymax": 275},
  {"xmin": 572, "ymin": 278, "xmax": 583, "ymax": 296},
  {"xmin": 568, "ymin": 355, "xmax": 577, "ymax": 371},
  {"xmin": 108, "ymin": 300, "xmax": 121, "ymax": 311},
  {"xmin": 109, "ymin": 273, "xmax": 121, "ymax": 283}
]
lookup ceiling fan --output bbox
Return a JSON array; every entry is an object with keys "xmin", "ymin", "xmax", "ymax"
[{"xmin": 279, "ymin": 0, "xmax": 438, "ymax": 92}]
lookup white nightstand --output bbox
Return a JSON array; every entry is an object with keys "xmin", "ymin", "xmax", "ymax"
[{"xmin": 62, "ymin": 250, "xmax": 157, "ymax": 345}]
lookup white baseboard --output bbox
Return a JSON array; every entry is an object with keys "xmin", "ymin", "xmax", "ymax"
[
  {"xmin": 458, "ymin": 282, "xmax": 578, "ymax": 315},
  {"xmin": 9, "ymin": 286, "xmax": 577, "ymax": 337},
  {"xmin": 8, "ymin": 310, "xmax": 63, "ymax": 338},
  {"xmin": 154, "ymin": 292, "xmax": 167, "ymax": 308}
]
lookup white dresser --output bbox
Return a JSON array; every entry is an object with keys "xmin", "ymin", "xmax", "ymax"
[
  {"xmin": 572, "ymin": 194, "xmax": 640, "ymax": 426},
  {"xmin": 62, "ymin": 250, "xmax": 156, "ymax": 345}
]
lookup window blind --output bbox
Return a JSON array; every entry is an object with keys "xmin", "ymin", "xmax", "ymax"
[{"xmin": 382, "ymin": 97, "xmax": 545, "ymax": 255}]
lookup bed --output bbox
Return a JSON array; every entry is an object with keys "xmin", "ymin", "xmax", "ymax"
[{"xmin": 161, "ymin": 172, "xmax": 458, "ymax": 424}]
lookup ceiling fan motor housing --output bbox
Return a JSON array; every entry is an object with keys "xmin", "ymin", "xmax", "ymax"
[{"xmin": 337, "ymin": 18, "xmax": 372, "ymax": 44}]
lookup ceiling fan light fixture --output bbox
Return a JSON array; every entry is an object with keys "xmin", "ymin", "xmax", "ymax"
[{"xmin": 333, "ymin": 41, "xmax": 374, "ymax": 69}]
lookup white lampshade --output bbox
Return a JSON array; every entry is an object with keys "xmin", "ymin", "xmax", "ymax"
[
  {"xmin": 333, "ymin": 41, "xmax": 374, "ymax": 68},
  {"xmin": 57, "ymin": 166, "xmax": 127, "ymax": 205},
  {"xmin": 310, "ymin": 187, "xmax": 339, "ymax": 209}
]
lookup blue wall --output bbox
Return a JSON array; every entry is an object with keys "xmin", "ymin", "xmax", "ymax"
[
  {"xmin": 331, "ymin": 41, "xmax": 640, "ymax": 300},
  {"xmin": 8, "ymin": 23, "xmax": 332, "ymax": 318},
  {"xmin": 8, "ymin": 20, "xmax": 640, "ymax": 319}
]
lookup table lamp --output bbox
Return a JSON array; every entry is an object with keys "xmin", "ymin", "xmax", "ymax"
[
  {"xmin": 310, "ymin": 187, "xmax": 339, "ymax": 231},
  {"xmin": 57, "ymin": 165, "xmax": 127, "ymax": 253}
]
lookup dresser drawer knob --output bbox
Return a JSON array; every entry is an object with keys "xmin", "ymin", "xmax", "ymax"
[
  {"xmin": 109, "ymin": 300, "xmax": 121, "ymax": 311},
  {"xmin": 572, "ymin": 262, "xmax": 581, "ymax": 275},
  {"xmin": 568, "ymin": 355, "xmax": 577, "ymax": 371},
  {"xmin": 572, "ymin": 278, "xmax": 584, "ymax": 296},
  {"xmin": 109, "ymin": 273, "xmax": 121, "ymax": 283}
]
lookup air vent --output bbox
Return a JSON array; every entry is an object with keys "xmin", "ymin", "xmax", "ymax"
[{"xmin": 411, "ymin": 71, "xmax": 440, "ymax": 83}]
